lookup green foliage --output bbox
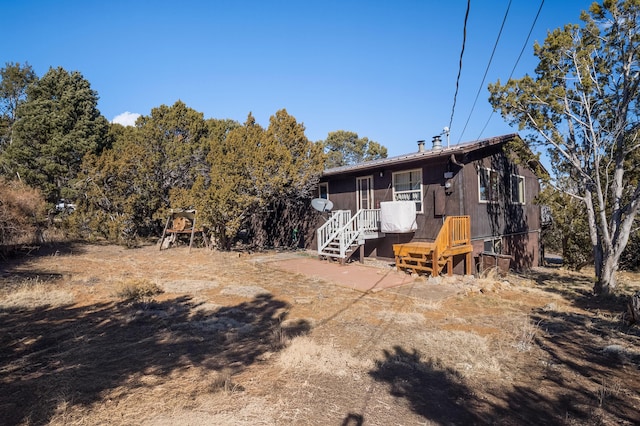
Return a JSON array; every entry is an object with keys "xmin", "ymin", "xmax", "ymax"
[
  {"xmin": 321, "ymin": 130, "xmax": 387, "ymax": 168},
  {"xmin": 0, "ymin": 62, "xmax": 37, "ymax": 148},
  {"xmin": 488, "ymin": 0, "xmax": 640, "ymax": 294},
  {"xmin": 74, "ymin": 101, "xmax": 211, "ymax": 244},
  {"xmin": 504, "ymin": 139, "xmax": 548, "ymax": 180},
  {"xmin": 619, "ymin": 225, "xmax": 640, "ymax": 271},
  {"xmin": 539, "ymin": 184, "xmax": 592, "ymax": 270},
  {"xmin": 1, "ymin": 62, "xmax": 325, "ymax": 249},
  {"xmin": 185, "ymin": 110, "xmax": 324, "ymax": 249},
  {"xmin": 1, "ymin": 66, "xmax": 109, "ymax": 203},
  {"xmin": 194, "ymin": 113, "xmax": 265, "ymax": 248},
  {"xmin": 73, "ymin": 127, "xmax": 162, "ymax": 243},
  {"xmin": 251, "ymin": 110, "xmax": 324, "ymax": 248},
  {"xmin": 136, "ymin": 100, "xmax": 210, "ymax": 197}
]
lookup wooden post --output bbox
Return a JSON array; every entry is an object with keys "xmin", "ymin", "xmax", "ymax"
[
  {"xmin": 188, "ymin": 213, "xmax": 197, "ymax": 252},
  {"xmin": 359, "ymin": 244, "xmax": 364, "ymax": 264},
  {"xmin": 432, "ymin": 246, "xmax": 439, "ymax": 278},
  {"xmin": 159, "ymin": 215, "xmax": 172, "ymax": 251}
]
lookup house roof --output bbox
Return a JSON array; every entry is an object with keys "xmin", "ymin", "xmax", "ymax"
[{"xmin": 321, "ymin": 133, "xmax": 545, "ymax": 177}]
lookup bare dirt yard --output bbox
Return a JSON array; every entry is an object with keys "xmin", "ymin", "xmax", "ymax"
[{"xmin": 1, "ymin": 243, "xmax": 639, "ymax": 425}]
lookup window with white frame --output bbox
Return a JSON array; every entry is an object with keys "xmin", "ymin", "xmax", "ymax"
[
  {"xmin": 356, "ymin": 176, "xmax": 374, "ymax": 210},
  {"xmin": 510, "ymin": 174, "xmax": 525, "ymax": 204},
  {"xmin": 393, "ymin": 169, "xmax": 423, "ymax": 213},
  {"xmin": 479, "ymin": 168, "xmax": 499, "ymax": 203},
  {"xmin": 483, "ymin": 237, "xmax": 502, "ymax": 254},
  {"xmin": 318, "ymin": 182, "xmax": 329, "ymax": 200}
]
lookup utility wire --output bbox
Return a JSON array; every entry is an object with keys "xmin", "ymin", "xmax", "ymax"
[
  {"xmin": 477, "ymin": 0, "xmax": 545, "ymax": 140},
  {"xmin": 448, "ymin": 0, "xmax": 471, "ymax": 136},
  {"xmin": 458, "ymin": 0, "xmax": 513, "ymax": 144}
]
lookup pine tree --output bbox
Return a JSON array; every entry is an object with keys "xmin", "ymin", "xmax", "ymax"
[{"xmin": 2, "ymin": 66, "xmax": 109, "ymax": 203}]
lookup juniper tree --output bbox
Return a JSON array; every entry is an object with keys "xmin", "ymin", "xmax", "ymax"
[{"xmin": 488, "ymin": 0, "xmax": 640, "ymax": 294}]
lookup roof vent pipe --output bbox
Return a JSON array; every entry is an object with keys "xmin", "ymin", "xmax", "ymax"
[
  {"xmin": 417, "ymin": 140, "xmax": 425, "ymax": 152},
  {"xmin": 432, "ymin": 135, "xmax": 442, "ymax": 150}
]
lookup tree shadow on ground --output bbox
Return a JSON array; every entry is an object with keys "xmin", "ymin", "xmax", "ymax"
[
  {"xmin": 521, "ymin": 307, "xmax": 640, "ymax": 424},
  {"xmin": 524, "ymin": 268, "xmax": 637, "ymax": 321},
  {"xmin": 0, "ymin": 242, "xmax": 87, "ymax": 274},
  {"xmin": 370, "ymin": 335, "xmax": 640, "ymax": 425},
  {"xmin": 486, "ymin": 268, "xmax": 640, "ymax": 424},
  {"xmin": 368, "ymin": 346, "xmax": 566, "ymax": 424},
  {"xmin": 0, "ymin": 293, "xmax": 310, "ymax": 425},
  {"xmin": 368, "ymin": 346, "xmax": 483, "ymax": 424}
]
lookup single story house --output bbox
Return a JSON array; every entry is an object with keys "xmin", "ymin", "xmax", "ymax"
[{"xmin": 313, "ymin": 133, "xmax": 543, "ymax": 275}]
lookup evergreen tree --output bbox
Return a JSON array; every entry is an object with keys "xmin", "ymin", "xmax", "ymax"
[
  {"xmin": 488, "ymin": 0, "xmax": 640, "ymax": 294},
  {"xmin": 2, "ymin": 66, "xmax": 109, "ymax": 203},
  {"xmin": 0, "ymin": 62, "xmax": 37, "ymax": 149},
  {"xmin": 75, "ymin": 101, "xmax": 211, "ymax": 243},
  {"xmin": 322, "ymin": 130, "xmax": 387, "ymax": 168},
  {"xmin": 253, "ymin": 109, "xmax": 325, "ymax": 247},
  {"xmin": 191, "ymin": 110, "xmax": 324, "ymax": 249}
]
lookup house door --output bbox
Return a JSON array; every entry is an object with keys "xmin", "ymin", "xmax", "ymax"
[{"xmin": 356, "ymin": 176, "xmax": 374, "ymax": 210}]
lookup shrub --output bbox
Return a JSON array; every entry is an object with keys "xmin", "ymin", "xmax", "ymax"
[
  {"xmin": 0, "ymin": 178, "xmax": 46, "ymax": 247},
  {"xmin": 114, "ymin": 279, "xmax": 163, "ymax": 303}
]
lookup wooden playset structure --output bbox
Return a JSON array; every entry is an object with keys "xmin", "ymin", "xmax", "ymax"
[{"xmin": 159, "ymin": 209, "xmax": 209, "ymax": 252}]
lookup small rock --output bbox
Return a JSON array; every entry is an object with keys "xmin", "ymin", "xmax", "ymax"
[{"xmin": 602, "ymin": 344, "xmax": 625, "ymax": 355}]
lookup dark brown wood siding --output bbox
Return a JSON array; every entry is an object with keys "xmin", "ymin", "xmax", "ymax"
[
  {"xmin": 460, "ymin": 146, "xmax": 541, "ymax": 269},
  {"xmin": 314, "ymin": 140, "xmax": 542, "ymax": 270}
]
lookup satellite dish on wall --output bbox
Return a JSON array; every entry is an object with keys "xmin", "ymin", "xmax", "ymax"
[{"xmin": 311, "ymin": 198, "xmax": 334, "ymax": 212}]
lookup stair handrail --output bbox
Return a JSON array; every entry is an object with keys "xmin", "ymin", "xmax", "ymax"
[
  {"xmin": 356, "ymin": 208, "xmax": 381, "ymax": 233},
  {"xmin": 433, "ymin": 215, "xmax": 471, "ymax": 260},
  {"xmin": 317, "ymin": 209, "xmax": 381, "ymax": 258},
  {"xmin": 317, "ymin": 210, "xmax": 352, "ymax": 254},
  {"xmin": 449, "ymin": 215, "xmax": 471, "ymax": 247},
  {"xmin": 431, "ymin": 216, "xmax": 471, "ymax": 277},
  {"xmin": 336, "ymin": 209, "xmax": 380, "ymax": 257}
]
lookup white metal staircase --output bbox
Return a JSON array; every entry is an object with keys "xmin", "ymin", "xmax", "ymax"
[{"xmin": 317, "ymin": 209, "xmax": 383, "ymax": 262}]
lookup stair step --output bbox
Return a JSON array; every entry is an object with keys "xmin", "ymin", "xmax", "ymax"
[{"xmin": 320, "ymin": 247, "xmax": 354, "ymax": 254}]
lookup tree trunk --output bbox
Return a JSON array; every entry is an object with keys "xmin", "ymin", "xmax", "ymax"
[
  {"xmin": 594, "ymin": 254, "xmax": 618, "ymax": 295},
  {"xmin": 628, "ymin": 292, "xmax": 640, "ymax": 325}
]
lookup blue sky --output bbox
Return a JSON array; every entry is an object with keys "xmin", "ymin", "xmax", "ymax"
[{"xmin": 3, "ymin": 0, "xmax": 593, "ymax": 157}]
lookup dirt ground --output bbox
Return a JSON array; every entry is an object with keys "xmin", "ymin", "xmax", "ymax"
[{"xmin": 1, "ymin": 243, "xmax": 639, "ymax": 425}]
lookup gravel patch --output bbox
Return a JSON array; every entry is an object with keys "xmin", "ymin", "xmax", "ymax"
[
  {"xmin": 220, "ymin": 285, "xmax": 271, "ymax": 298},
  {"xmin": 162, "ymin": 279, "xmax": 220, "ymax": 293}
]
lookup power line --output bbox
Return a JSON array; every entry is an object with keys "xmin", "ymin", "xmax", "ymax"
[
  {"xmin": 458, "ymin": 0, "xmax": 513, "ymax": 144},
  {"xmin": 477, "ymin": 0, "xmax": 546, "ymax": 140},
  {"xmin": 448, "ymin": 0, "xmax": 471, "ymax": 135}
]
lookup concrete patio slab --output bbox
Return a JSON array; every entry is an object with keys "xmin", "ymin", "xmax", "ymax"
[{"xmin": 265, "ymin": 255, "xmax": 418, "ymax": 293}]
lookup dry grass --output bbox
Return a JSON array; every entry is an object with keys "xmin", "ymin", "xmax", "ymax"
[
  {"xmin": 512, "ymin": 315, "xmax": 542, "ymax": 352},
  {"xmin": 0, "ymin": 178, "xmax": 46, "ymax": 247},
  {"xmin": 414, "ymin": 330, "xmax": 503, "ymax": 376},
  {"xmin": 1, "ymin": 244, "xmax": 639, "ymax": 426},
  {"xmin": 414, "ymin": 299, "xmax": 444, "ymax": 311},
  {"xmin": 0, "ymin": 277, "xmax": 75, "ymax": 309},
  {"xmin": 376, "ymin": 310, "xmax": 425, "ymax": 325},
  {"xmin": 114, "ymin": 278, "xmax": 163, "ymax": 303},
  {"xmin": 277, "ymin": 336, "xmax": 374, "ymax": 376}
]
